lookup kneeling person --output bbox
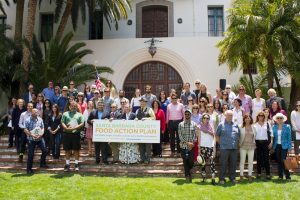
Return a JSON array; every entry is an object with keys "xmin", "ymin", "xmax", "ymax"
[
  {"xmin": 61, "ymin": 101, "xmax": 84, "ymax": 172},
  {"xmin": 24, "ymin": 108, "xmax": 47, "ymax": 174}
]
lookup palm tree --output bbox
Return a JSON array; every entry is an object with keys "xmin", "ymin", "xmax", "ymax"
[
  {"xmin": 14, "ymin": 32, "xmax": 113, "ymax": 92},
  {"xmin": 21, "ymin": 0, "xmax": 38, "ymax": 87},
  {"xmin": 14, "ymin": 0, "xmax": 25, "ymax": 48},
  {"xmin": 0, "ymin": 26, "xmax": 20, "ymax": 97},
  {"xmin": 217, "ymin": 0, "xmax": 259, "ymax": 94},
  {"xmin": 54, "ymin": 0, "xmax": 132, "ymax": 39}
]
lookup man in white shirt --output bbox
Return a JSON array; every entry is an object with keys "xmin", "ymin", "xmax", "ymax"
[
  {"xmin": 291, "ymin": 101, "xmax": 300, "ymax": 155},
  {"xmin": 18, "ymin": 102, "xmax": 34, "ymax": 163},
  {"xmin": 225, "ymin": 84, "xmax": 236, "ymax": 102}
]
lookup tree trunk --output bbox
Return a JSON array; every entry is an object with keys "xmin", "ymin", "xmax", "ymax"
[
  {"xmin": 266, "ymin": 55, "xmax": 274, "ymax": 89},
  {"xmin": 289, "ymin": 78, "xmax": 300, "ymax": 112},
  {"xmin": 247, "ymin": 64, "xmax": 255, "ymax": 95},
  {"xmin": 20, "ymin": 0, "xmax": 38, "ymax": 95},
  {"xmin": 55, "ymin": 0, "xmax": 73, "ymax": 40},
  {"xmin": 14, "ymin": 0, "xmax": 25, "ymax": 48},
  {"xmin": 266, "ymin": 54, "xmax": 282, "ymax": 96}
]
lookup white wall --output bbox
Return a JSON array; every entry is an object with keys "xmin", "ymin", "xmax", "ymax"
[{"xmin": 78, "ymin": 37, "xmax": 242, "ymax": 92}]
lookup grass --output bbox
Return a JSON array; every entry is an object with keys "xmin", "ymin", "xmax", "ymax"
[{"xmin": 0, "ymin": 172, "xmax": 299, "ymax": 200}]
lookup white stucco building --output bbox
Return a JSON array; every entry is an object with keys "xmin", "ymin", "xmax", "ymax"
[{"xmin": 2, "ymin": 0, "xmax": 245, "ymax": 98}]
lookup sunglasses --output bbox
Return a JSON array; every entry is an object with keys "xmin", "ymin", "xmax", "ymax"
[
  {"xmin": 277, "ymin": 117, "xmax": 283, "ymax": 120},
  {"xmin": 111, "ymin": 106, "xmax": 116, "ymax": 108},
  {"xmin": 195, "ymin": 82, "xmax": 200, "ymax": 85},
  {"xmin": 91, "ymin": 88, "xmax": 96, "ymax": 90},
  {"xmin": 207, "ymin": 106, "xmax": 213, "ymax": 108},
  {"xmin": 70, "ymin": 83, "xmax": 74, "ymax": 85},
  {"xmin": 199, "ymin": 101, "xmax": 205, "ymax": 103},
  {"xmin": 297, "ymin": 105, "xmax": 300, "ymax": 107},
  {"xmin": 226, "ymin": 87, "xmax": 231, "ymax": 89}
]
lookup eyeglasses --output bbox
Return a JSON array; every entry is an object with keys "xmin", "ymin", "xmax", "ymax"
[
  {"xmin": 207, "ymin": 106, "xmax": 213, "ymax": 108},
  {"xmin": 91, "ymin": 88, "xmax": 96, "ymax": 90},
  {"xmin": 78, "ymin": 95, "xmax": 83, "ymax": 97},
  {"xmin": 226, "ymin": 87, "xmax": 231, "ymax": 89},
  {"xmin": 203, "ymin": 117, "xmax": 210, "ymax": 120},
  {"xmin": 111, "ymin": 106, "xmax": 116, "ymax": 108}
]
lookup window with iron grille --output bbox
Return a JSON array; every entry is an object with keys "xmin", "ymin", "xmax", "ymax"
[{"xmin": 208, "ymin": 7, "xmax": 224, "ymax": 37}]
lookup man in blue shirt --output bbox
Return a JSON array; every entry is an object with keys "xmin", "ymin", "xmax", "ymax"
[
  {"xmin": 216, "ymin": 110, "xmax": 240, "ymax": 184},
  {"xmin": 57, "ymin": 86, "xmax": 69, "ymax": 112},
  {"xmin": 23, "ymin": 108, "xmax": 47, "ymax": 174},
  {"xmin": 42, "ymin": 81, "xmax": 55, "ymax": 101}
]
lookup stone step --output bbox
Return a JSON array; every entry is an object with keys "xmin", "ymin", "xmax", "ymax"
[{"xmin": 0, "ymin": 152, "xmax": 183, "ymax": 162}]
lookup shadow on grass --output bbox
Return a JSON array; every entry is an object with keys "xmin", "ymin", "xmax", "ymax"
[
  {"xmin": 272, "ymin": 179, "xmax": 298, "ymax": 184},
  {"xmin": 50, "ymin": 173, "xmax": 75, "ymax": 179},
  {"xmin": 11, "ymin": 173, "xmax": 34, "ymax": 178},
  {"xmin": 173, "ymin": 179, "xmax": 188, "ymax": 185}
]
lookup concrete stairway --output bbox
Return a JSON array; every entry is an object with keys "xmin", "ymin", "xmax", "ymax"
[{"xmin": 0, "ymin": 135, "xmax": 299, "ymax": 177}]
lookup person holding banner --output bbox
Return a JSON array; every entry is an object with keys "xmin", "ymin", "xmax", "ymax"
[
  {"xmin": 119, "ymin": 104, "xmax": 140, "ymax": 164},
  {"xmin": 135, "ymin": 97, "xmax": 155, "ymax": 164},
  {"xmin": 88, "ymin": 100, "xmax": 110, "ymax": 165},
  {"xmin": 109, "ymin": 103, "xmax": 122, "ymax": 164}
]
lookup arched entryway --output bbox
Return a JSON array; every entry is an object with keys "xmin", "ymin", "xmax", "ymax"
[{"xmin": 123, "ymin": 61, "xmax": 183, "ymax": 99}]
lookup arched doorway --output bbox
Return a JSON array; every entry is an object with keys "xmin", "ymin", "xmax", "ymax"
[{"xmin": 123, "ymin": 61, "xmax": 183, "ymax": 99}]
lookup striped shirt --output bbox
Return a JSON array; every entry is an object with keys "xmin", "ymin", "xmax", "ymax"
[{"xmin": 178, "ymin": 120, "xmax": 198, "ymax": 149}]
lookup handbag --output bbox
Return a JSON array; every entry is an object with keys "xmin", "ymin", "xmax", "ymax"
[{"xmin": 284, "ymin": 155, "xmax": 299, "ymax": 170}]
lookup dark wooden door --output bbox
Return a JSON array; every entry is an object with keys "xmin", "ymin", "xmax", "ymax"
[
  {"xmin": 142, "ymin": 6, "xmax": 168, "ymax": 38},
  {"xmin": 123, "ymin": 62, "xmax": 183, "ymax": 99}
]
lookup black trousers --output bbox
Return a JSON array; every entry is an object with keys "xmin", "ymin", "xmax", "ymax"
[
  {"xmin": 255, "ymin": 140, "xmax": 270, "ymax": 175},
  {"xmin": 94, "ymin": 142, "xmax": 109, "ymax": 163},
  {"xmin": 168, "ymin": 120, "xmax": 182, "ymax": 153},
  {"xmin": 152, "ymin": 131, "xmax": 163, "ymax": 156},
  {"xmin": 15, "ymin": 129, "xmax": 27, "ymax": 155},
  {"xmin": 275, "ymin": 144, "xmax": 290, "ymax": 179},
  {"xmin": 181, "ymin": 148, "xmax": 194, "ymax": 177}
]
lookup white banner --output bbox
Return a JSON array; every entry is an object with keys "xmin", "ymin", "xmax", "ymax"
[{"xmin": 92, "ymin": 120, "xmax": 160, "ymax": 143}]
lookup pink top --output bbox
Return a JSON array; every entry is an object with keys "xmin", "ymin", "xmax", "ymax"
[
  {"xmin": 79, "ymin": 102, "xmax": 87, "ymax": 114},
  {"xmin": 167, "ymin": 103, "xmax": 184, "ymax": 122}
]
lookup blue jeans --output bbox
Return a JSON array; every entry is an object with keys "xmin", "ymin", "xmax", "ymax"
[
  {"xmin": 275, "ymin": 144, "xmax": 290, "ymax": 179},
  {"xmin": 27, "ymin": 138, "xmax": 47, "ymax": 172},
  {"xmin": 51, "ymin": 133, "xmax": 61, "ymax": 158}
]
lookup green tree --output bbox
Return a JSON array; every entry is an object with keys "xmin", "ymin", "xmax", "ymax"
[{"xmin": 14, "ymin": 32, "xmax": 113, "ymax": 92}]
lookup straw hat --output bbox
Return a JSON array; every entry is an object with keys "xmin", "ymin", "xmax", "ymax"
[{"xmin": 272, "ymin": 113, "xmax": 287, "ymax": 123}]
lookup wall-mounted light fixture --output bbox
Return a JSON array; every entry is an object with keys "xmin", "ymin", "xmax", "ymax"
[{"xmin": 144, "ymin": 38, "xmax": 163, "ymax": 58}]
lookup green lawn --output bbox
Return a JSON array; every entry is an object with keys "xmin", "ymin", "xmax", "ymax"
[{"xmin": 0, "ymin": 172, "xmax": 299, "ymax": 200}]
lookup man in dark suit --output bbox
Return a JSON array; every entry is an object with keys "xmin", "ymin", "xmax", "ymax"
[
  {"xmin": 120, "ymin": 104, "xmax": 136, "ymax": 120},
  {"xmin": 88, "ymin": 100, "xmax": 110, "ymax": 164},
  {"xmin": 23, "ymin": 84, "xmax": 34, "ymax": 105},
  {"xmin": 109, "ymin": 103, "xmax": 122, "ymax": 163}
]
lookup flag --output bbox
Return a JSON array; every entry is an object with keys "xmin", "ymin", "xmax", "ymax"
[{"xmin": 95, "ymin": 70, "xmax": 102, "ymax": 90}]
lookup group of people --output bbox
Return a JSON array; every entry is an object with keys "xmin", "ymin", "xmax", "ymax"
[{"xmin": 2, "ymin": 79, "xmax": 300, "ymax": 185}]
